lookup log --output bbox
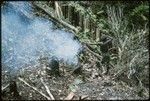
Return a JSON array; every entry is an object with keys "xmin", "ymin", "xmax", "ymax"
[{"xmin": 33, "ymin": 2, "xmax": 79, "ymax": 33}]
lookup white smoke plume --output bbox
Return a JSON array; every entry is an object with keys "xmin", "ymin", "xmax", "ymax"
[{"xmin": 2, "ymin": 1, "xmax": 82, "ymax": 72}]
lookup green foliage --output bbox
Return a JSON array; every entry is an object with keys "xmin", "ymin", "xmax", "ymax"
[
  {"xmin": 131, "ymin": 4, "xmax": 149, "ymax": 17},
  {"xmin": 129, "ymin": 3, "xmax": 149, "ymax": 28}
]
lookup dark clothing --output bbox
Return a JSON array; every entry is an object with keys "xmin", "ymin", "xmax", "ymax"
[{"xmin": 100, "ymin": 34, "xmax": 112, "ymax": 75}]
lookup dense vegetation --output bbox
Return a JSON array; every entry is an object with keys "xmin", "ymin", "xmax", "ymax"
[{"xmin": 39, "ymin": 1, "xmax": 149, "ymax": 89}]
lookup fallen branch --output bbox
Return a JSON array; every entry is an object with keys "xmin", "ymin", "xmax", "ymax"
[
  {"xmin": 33, "ymin": 2, "xmax": 79, "ymax": 33},
  {"xmin": 40, "ymin": 78, "xmax": 55, "ymax": 100},
  {"xmin": 18, "ymin": 77, "xmax": 51, "ymax": 100}
]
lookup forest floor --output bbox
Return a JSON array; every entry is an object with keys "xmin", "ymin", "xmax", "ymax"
[{"xmin": 2, "ymin": 52, "xmax": 149, "ymax": 100}]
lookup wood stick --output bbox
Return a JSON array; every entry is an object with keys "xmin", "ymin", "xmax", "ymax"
[
  {"xmin": 40, "ymin": 78, "xmax": 55, "ymax": 100},
  {"xmin": 18, "ymin": 77, "xmax": 51, "ymax": 100}
]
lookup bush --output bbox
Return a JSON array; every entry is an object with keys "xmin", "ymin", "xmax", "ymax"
[{"xmin": 106, "ymin": 5, "xmax": 149, "ymax": 88}]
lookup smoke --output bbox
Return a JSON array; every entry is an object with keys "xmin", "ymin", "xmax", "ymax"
[{"xmin": 2, "ymin": 1, "xmax": 82, "ymax": 72}]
